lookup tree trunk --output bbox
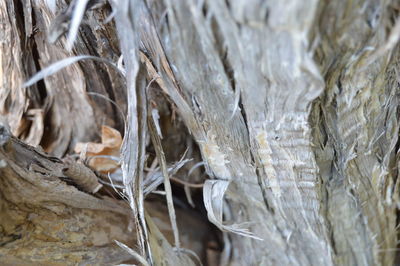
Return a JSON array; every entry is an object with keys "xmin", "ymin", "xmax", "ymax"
[{"xmin": 0, "ymin": 0, "xmax": 399, "ymax": 265}]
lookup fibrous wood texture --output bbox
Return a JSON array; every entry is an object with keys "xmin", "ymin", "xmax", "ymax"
[
  {"xmin": 1, "ymin": 0, "xmax": 399, "ymax": 265},
  {"xmin": 120, "ymin": 0, "xmax": 399, "ymax": 265}
]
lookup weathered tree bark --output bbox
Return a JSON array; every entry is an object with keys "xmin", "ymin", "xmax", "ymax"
[
  {"xmin": 0, "ymin": 122, "xmax": 136, "ymax": 265},
  {"xmin": 1, "ymin": 0, "xmax": 399, "ymax": 265}
]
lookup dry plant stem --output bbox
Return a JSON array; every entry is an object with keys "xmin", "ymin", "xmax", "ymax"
[
  {"xmin": 111, "ymin": 2, "xmax": 199, "ymax": 263},
  {"xmin": 170, "ymin": 176, "xmax": 204, "ymax": 188},
  {"xmin": 23, "ymin": 55, "xmax": 125, "ymax": 88},
  {"xmin": 65, "ymin": 0, "xmax": 91, "ymax": 50},
  {"xmin": 147, "ymin": 107, "xmax": 181, "ymax": 250},
  {"xmin": 112, "ymin": 0, "xmax": 152, "ymax": 263},
  {"xmin": 115, "ymin": 240, "xmax": 150, "ymax": 266}
]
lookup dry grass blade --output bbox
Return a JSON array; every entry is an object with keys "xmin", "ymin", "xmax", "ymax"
[
  {"xmin": 151, "ymin": 109, "xmax": 163, "ymax": 138},
  {"xmin": 103, "ymin": 172, "xmax": 129, "ymax": 201},
  {"xmin": 66, "ymin": 0, "xmax": 90, "ymax": 50},
  {"xmin": 112, "ymin": 0, "xmax": 152, "ymax": 261},
  {"xmin": 185, "ymin": 161, "xmax": 206, "ymax": 207},
  {"xmin": 114, "ymin": 240, "xmax": 150, "ymax": 266},
  {"xmin": 23, "ymin": 55, "xmax": 124, "ymax": 88},
  {"xmin": 144, "ymin": 159, "xmax": 191, "ymax": 196},
  {"xmin": 147, "ymin": 107, "xmax": 181, "ymax": 250},
  {"xmin": 188, "ymin": 161, "xmax": 205, "ymax": 176}
]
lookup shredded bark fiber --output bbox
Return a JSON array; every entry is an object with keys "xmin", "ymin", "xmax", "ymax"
[{"xmin": 0, "ymin": 0, "xmax": 399, "ymax": 265}]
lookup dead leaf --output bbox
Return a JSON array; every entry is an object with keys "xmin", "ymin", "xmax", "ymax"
[
  {"xmin": 101, "ymin": 125, "xmax": 122, "ymax": 148},
  {"xmin": 75, "ymin": 125, "xmax": 122, "ymax": 173}
]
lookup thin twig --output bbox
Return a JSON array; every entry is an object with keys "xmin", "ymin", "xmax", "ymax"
[{"xmin": 170, "ymin": 176, "xmax": 204, "ymax": 188}]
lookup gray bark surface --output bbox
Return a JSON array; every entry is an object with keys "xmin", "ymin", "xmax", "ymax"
[{"xmin": 0, "ymin": 0, "xmax": 399, "ymax": 265}]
